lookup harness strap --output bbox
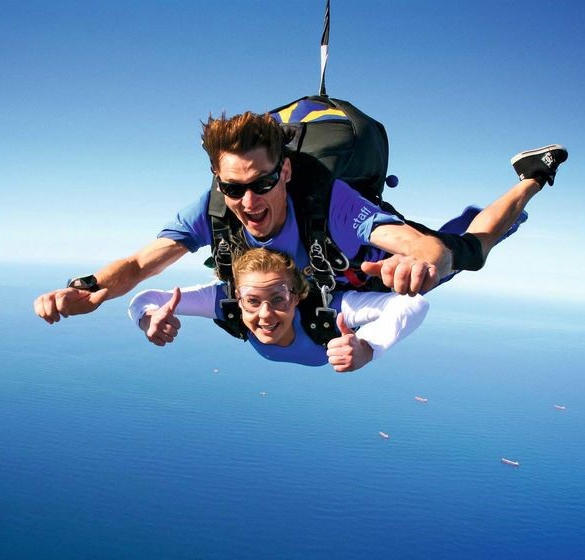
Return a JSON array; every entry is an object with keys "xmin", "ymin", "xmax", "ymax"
[
  {"xmin": 298, "ymin": 283, "xmax": 339, "ymax": 347},
  {"xmin": 209, "ymin": 178, "xmax": 244, "ymax": 291},
  {"xmin": 286, "ymin": 152, "xmax": 349, "ymax": 292},
  {"xmin": 343, "ymin": 268, "xmax": 366, "ymax": 288},
  {"xmin": 213, "ymin": 298, "xmax": 248, "ymax": 341}
]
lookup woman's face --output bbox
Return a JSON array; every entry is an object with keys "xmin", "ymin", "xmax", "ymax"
[{"xmin": 236, "ymin": 270, "xmax": 299, "ymax": 346}]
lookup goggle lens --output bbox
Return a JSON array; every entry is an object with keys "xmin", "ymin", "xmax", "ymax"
[{"xmin": 238, "ymin": 283, "xmax": 294, "ymax": 313}]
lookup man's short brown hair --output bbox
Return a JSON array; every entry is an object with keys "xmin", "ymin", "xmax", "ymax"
[{"xmin": 201, "ymin": 112, "xmax": 285, "ymax": 172}]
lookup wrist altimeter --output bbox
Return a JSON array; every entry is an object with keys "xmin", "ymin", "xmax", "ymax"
[{"xmin": 67, "ymin": 274, "xmax": 101, "ymax": 292}]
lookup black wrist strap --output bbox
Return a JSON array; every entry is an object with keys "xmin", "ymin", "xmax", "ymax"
[{"xmin": 66, "ymin": 274, "xmax": 100, "ymax": 292}]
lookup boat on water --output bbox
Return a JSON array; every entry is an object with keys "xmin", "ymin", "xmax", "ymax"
[
  {"xmin": 501, "ymin": 458, "xmax": 520, "ymax": 467},
  {"xmin": 554, "ymin": 404, "xmax": 566, "ymax": 410},
  {"xmin": 414, "ymin": 396, "xmax": 428, "ymax": 403},
  {"xmin": 378, "ymin": 431, "xmax": 390, "ymax": 439}
]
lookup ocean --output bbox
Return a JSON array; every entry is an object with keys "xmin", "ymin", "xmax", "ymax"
[{"xmin": 2, "ymin": 264, "xmax": 584, "ymax": 559}]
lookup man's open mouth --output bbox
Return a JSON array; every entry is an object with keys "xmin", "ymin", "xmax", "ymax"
[{"xmin": 244, "ymin": 209, "xmax": 268, "ymax": 224}]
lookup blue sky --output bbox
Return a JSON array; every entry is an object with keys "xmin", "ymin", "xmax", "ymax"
[{"xmin": 3, "ymin": 0, "xmax": 584, "ymax": 301}]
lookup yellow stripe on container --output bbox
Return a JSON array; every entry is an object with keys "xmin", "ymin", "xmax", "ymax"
[
  {"xmin": 301, "ymin": 108, "xmax": 346, "ymax": 122},
  {"xmin": 277, "ymin": 102, "xmax": 299, "ymax": 124}
]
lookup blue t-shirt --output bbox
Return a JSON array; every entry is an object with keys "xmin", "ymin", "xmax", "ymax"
[
  {"xmin": 158, "ymin": 179, "xmax": 403, "ymax": 283},
  {"xmin": 247, "ymin": 311, "xmax": 328, "ymax": 366}
]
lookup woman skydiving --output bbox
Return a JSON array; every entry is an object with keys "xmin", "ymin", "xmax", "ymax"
[{"xmin": 129, "ymin": 248, "xmax": 428, "ymax": 372}]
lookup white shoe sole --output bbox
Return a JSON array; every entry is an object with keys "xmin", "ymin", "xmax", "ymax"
[{"xmin": 510, "ymin": 144, "xmax": 567, "ymax": 165}]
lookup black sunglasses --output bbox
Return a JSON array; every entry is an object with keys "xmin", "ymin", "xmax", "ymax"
[{"xmin": 216, "ymin": 158, "xmax": 284, "ymax": 200}]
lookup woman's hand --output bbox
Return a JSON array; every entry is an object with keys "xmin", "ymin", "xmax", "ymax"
[
  {"xmin": 139, "ymin": 287, "xmax": 182, "ymax": 347},
  {"xmin": 326, "ymin": 313, "xmax": 373, "ymax": 372}
]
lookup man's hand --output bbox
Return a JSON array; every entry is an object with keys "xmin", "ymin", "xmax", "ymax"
[
  {"xmin": 139, "ymin": 287, "xmax": 182, "ymax": 347},
  {"xmin": 361, "ymin": 255, "xmax": 439, "ymax": 295},
  {"xmin": 326, "ymin": 313, "xmax": 374, "ymax": 373},
  {"xmin": 34, "ymin": 288, "xmax": 109, "ymax": 324},
  {"xmin": 33, "ymin": 238, "xmax": 189, "ymax": 325},
  {"xmin": 367, "ymin": 222, "xmax": 452, "ymax": 294}
]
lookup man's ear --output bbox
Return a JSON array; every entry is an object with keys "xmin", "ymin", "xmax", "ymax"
[
  {"xmin": 212, "ymin": 169, "xmax": 222, "ymax": 192},
  {"xmin": 282, "ymin": 157, "xmax": 292, "ymax": 184}
]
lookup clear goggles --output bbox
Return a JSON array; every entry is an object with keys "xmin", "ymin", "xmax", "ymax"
[{"xmin": 237, "ymin": 283, "xmax": 295, "ymax": 313}]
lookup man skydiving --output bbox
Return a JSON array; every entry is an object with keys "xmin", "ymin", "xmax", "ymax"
[{"xmin": 33, "ymin": 109, "xmax": 567, "ymax": 325}]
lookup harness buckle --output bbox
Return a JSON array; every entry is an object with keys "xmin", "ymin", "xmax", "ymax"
[
  {"xmin": 314, "ymin": 284, "xmax": 337, "ymax": 322},
  {"xmin": 213, "ymin": 238, "xmax": 234, "ymax": 283},
  {"xmin": 215, "ymin": 238, "xmax": 232, "ymax": 266}
]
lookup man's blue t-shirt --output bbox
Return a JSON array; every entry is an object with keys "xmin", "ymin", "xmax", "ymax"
[{"xmin": 158, "ymin": 179, "xmax": 403, "ymax": 282}]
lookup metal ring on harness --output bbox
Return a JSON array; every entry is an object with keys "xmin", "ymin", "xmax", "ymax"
[
  {"xmin": 308, "ymin": 239, "xmax": 336, "ymax": 291},
  {"xmin": 308, "ymin": 239, "xmax": 332, "ymax": 272}
]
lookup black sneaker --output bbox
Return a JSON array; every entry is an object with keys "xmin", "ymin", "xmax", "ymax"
[{"xmin": 511, "ymin": 144, "xmax": 568, "ymax": 186}]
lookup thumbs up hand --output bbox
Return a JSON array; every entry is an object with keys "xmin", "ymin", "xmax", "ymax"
[
  {"xmin": 139, "ymin": 287, "xmax": 182, "ymax": 347},
  {"xmin": 326, "ymin": 312, "xmax": 374, "ymax": 373},
  {"xmin": 336, "ymin": 312, "xmax": 354, "ymax": 336}
]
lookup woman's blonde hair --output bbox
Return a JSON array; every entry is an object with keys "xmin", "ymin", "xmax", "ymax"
[{"xmin": 232, "ymin": 248, "xmax": 309, "ymax": 300}]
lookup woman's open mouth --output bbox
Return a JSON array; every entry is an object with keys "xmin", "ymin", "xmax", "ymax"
[{"xmin": 258, "ymin": 322, "xmax": 279, "ymax": 334}]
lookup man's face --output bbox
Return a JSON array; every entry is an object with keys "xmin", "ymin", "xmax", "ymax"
[{"xmin": 217, "ymin": 148, "xmax": 290, "ymax": 239}]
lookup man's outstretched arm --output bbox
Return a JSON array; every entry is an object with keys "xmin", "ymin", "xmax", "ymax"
[
  {"xmin": 365, "ymin": 222, "xmax": 453, "ymax": 295},
  {"xmin": 34, "ymin": 238, "xmax": 189, "ymax": 324}
]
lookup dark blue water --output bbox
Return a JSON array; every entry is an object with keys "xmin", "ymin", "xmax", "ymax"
[{"xmin": 2, "ymin": 265, "xmax": 584, "ymax": 559}]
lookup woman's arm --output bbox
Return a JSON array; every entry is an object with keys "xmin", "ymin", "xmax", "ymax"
[
  {"xmin": 128, "ymin": 282, "xmax": 221, "ymax": 324},
  {"xmin": 340, "ymin": 291, "xmax": 429, "ymax": 360},
  {"xmin": 128, "ymin": 282, "xmax": 221, "ymax": 346}
]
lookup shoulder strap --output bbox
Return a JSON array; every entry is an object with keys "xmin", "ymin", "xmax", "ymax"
[
  {"xmin": 287, "ymin": 152, "xmax": 349, "ymax": 290},
  {"xmin": 208, "ymin": 178, "xmax": 251, "ymax": 290},
  {"xmin": 208, "ymin": 177, "xmax": 228, "ymax": 219}
]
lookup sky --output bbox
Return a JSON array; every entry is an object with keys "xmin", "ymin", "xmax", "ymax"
[{"xmin": 2, "ymin": 0, "xmax": 584, "ymax": 302}]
